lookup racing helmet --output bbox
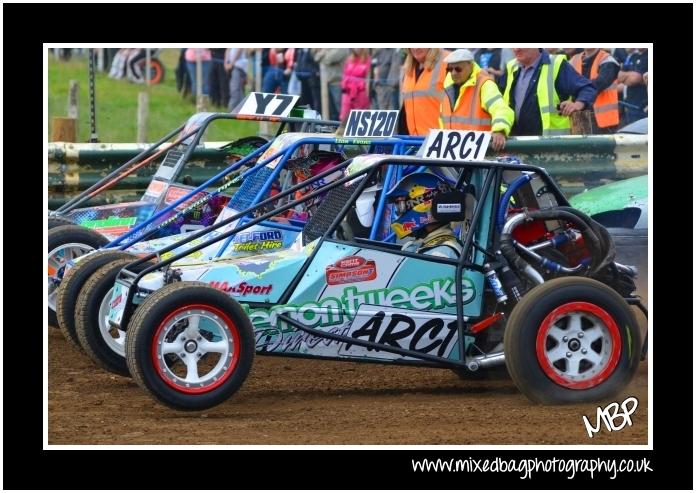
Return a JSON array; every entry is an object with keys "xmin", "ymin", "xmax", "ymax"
[{"xmin": 386, "ymin": 172, "xmax": 452, "ymax": 239}]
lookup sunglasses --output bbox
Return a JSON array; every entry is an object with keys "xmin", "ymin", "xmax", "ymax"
[{"xmin": 446, "ymin": 66, "xmax": 465, "ymax": 73}]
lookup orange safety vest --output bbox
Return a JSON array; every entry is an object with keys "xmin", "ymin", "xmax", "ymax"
[
  {"xmin": 440, "ymin": 71, "xmax": 493, "ymax": 131},
  {"xmin": 571, "ymin": 51, "xmax": 619, "ymax": 128},
  {"xmin": 402, "ymin": 50, "xmax": 449, "ymax": 136}
]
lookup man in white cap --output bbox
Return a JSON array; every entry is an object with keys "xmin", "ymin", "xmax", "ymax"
[{"xmin": 439, "ymin": 49, "xmax": 514, "ymax": 151}]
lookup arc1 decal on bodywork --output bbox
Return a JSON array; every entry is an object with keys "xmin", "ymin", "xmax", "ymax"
[{"xmin": 338, "ymin": 305, "xmax": 459, "ymax": 361}]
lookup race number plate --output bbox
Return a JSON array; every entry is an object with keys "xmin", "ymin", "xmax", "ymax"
[
  {"xmin": 238, "ymin": 92, "xmax": 300, "ymax": 118},
  {"xmin": 343, "ymin": 110, "xmax": 399, "ymax": 138},
  {"xmin": 419, "ymin": 130, "xmax": 491, "ymax": 162}
]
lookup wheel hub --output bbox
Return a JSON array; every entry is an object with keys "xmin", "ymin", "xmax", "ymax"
[
  {"xmin": 184, "ymin": 340, "xmax": 198, "ymax": 353},
  {"xmin": 568, "ymin": 338, "xmax": 581, "ymax": 351}
]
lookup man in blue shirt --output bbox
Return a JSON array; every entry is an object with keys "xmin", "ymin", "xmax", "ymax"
[
  {"xmin": 498, "ymin": 49, "xmax": 597, "ymax": 136},
  {"xmin": 617, "ymin": 48, "xmax": 648, "ymax": 125}
]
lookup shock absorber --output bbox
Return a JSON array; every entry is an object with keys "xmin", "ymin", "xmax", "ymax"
[{"xmin": 483, "ymin": 263, "xmax": 508, "ymax": 304}]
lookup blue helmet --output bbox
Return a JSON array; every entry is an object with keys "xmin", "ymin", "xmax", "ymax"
[{"xmin": 386, "ymin": 172, "xmax": 452, "ymax": 239}]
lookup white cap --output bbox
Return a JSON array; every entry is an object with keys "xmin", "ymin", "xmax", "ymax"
[{"xmin": 444, "ymin": 49, "xmax": 475, "ymax": 64}]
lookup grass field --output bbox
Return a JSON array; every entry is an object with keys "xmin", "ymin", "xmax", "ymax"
[{"xmin": 47, "ymin": 48, "xmax": 261, "ymax": 143}]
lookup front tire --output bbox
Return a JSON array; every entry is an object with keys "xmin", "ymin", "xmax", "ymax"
[
  {"xmin": 126, "ymin": 282, "xmax": 255, "ymax": 411},
  {"xmin": 48, "ymin": 225, "xmax": 109, "ymax": 327},
  {"xmin": 504, "ymin": 277, "xmax": 641, "ymax": 404}
]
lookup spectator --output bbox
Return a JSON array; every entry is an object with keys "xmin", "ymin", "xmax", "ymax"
[
  {"xmin": 128, "ymin": 49, "xmax": 154, "ymax": 84},
  {"xmin": 611, "ymin": 47, "xmax": 630, "ymax": 65},
  {"xmin": 400, "ymin": 48, "xmax": 450, "ymax": 136},
  {"xmin": 339, "ymin": 48, "xmax": 371, "ymax": 120},
  {"xmin": 225, "ymin": 48, "xmax": 248, "ymax": 112},
  {"xmin": 209, "ymin": 48, "xmax": 230, "ymax": 108},
  {"xmin": 185, "ymin": 48, "xmax": 212, "ymax": 96},
  {"xmin": 570, "ymin": 49, "xmax": 620, "ymax": 133},
  {"xmin": 313, "ymin": 48, "xmax": 349, "ymax": 120},
  {"xmin": 617, "ymin": 48, "xmax": 648, "ymax": 125},
  {"xmin": 262, "ymin": 48, "xmax": 294, "ymax": 94},
  {"xmin": 372, "ymin": 48, "xmax": 402, "ymax": 110},
  {"xmin": 498, "ymin": 48, "xmax": 597, "ymax": 136},
  {"xmin": 439, "ymin": 49, "xmax": 513, "ymax": 151},
  {"xmin": 474, "ymin": 48, "xmax": 503, "ymax": 81},
  {"xmin": 294, "ymin": 48, "xmax": 322, "ymax": 113},
  {"xmin": 562, "ymin": 48, "xmax": 583, "ymax": 58}
]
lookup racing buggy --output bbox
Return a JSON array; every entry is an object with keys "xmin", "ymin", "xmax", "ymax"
[
  {"xmin": 47, "ymin": 94, "xmax": 340, "ymax": 325},
  {"xmin": 57, "ymin": 130, "xmax": 424, "ymax": 376},
  {"xmin": 105, "ymin": 132, "xmax": 647, "ymax": 411}
]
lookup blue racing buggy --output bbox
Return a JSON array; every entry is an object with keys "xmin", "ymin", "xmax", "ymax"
[{"xmin": 58, "ymin": 130, "xmax": 424, "ymax": 376}]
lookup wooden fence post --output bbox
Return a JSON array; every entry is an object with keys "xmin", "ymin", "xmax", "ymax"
[
  {"xmin": 68, "ymin": 80, "xmax": 79, "ymax": 119},
  {"xmin": 137, "ymin": 92, "xmax": 149, "ymax": 143},
  {"xmin": 52, "ymin": 117, "xmax": 77, "ymax": 142}
]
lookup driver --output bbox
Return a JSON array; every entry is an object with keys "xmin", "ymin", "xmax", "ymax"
[{"xmin": 386, "ymin": 172, "xmax": 463, "ymax": 259}]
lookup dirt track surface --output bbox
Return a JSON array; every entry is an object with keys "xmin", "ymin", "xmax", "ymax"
[{"xmin": 48, "ymin": 325, "xmax": 648, "ymax": 445}]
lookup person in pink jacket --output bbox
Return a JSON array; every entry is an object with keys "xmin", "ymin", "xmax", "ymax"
[{"xmin": 340, "ymin": 48, "xmax": 371, "ymax": 120}]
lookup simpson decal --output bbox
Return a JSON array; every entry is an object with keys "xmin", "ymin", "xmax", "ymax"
[{"xmin": 325, "ymin": 256, "xmax": 377, "ymax": 285}]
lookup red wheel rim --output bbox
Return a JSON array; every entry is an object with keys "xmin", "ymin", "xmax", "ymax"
[
  {"xmin": 535, "ymin": 301, "xmax": 621, "ymax": 390},
  {"xmin": 151, "ymin": 304, "xmax": 240, "ymax": 394}
]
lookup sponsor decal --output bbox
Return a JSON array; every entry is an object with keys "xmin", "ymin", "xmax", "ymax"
[
  {"xmin": 421, "ymin": 130, "xmax": 491, "ymax": 162},
  {"xmin": 437, "ymin": 203, "xmax": 461, "ymax": 213},
  {"xmin": 247, "ymin": 277, "xmax": 476, "ymax": 334},
  {"xmin": 209, "ymin": 281, "xmax": 273, "ymax": 296},
  {"xmin": 109, "ymin": 293, "xmax": 123, "ymax": 309},
  {"xmin": 326, "ymin": 255, "xmax": 377, "ymax": 285},
  {"xmin": 232, "ymin": 229, "xmax": 283, "ymax": 252},
  {"xmin": 144, "ymin": 180, "xmax": 166, "ymax": 198},
  {"xmin": 343, "ymin": 110, "xmax": 399, "ymax": 138},
  {"xmin": 341, "ymin": 306, "xmax": 458, "ymax": 359},
  {"xmin": 81, "ymin": 216, "xmax": 137, "ymax": 235}
]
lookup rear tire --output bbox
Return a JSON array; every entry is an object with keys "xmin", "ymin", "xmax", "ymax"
[
  {"xmin": 504, "ymin": 277, "xmax": 641, "ymax": 404},
  {"xmin": 48, "ymin": 225, "xmax": 109, "ymax": 327},
  {"xmin": 54, "ymin": 250, "xmax": 133, "ymax": 349},
  {"xmin": 126, "ymin": 282, "xmax": 255, "ymax": 411}
]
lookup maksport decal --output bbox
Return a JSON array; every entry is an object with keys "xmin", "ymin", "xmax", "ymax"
[
  {"xmin": 338, "ymin": 305, "xmax": 459, "ymax": 361},
  {"xmin": 195, "ymin": 249, "xmax": 308, "ymax": 303},
  {"xmin": 209, "ymin": 281, "xmax": 273, "ymax": 296},
  {"xmin": 325, "ymin": 255, "xmax": 377, "ymax": 285},
  {"xmin": 232, "ymin": 229, "xmax": 283, "ymax": 252}
]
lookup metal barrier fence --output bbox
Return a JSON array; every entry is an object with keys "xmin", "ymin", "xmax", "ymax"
[{"xmin": 48, "ymin": 134, "xmax": 647, "ymax": 209}]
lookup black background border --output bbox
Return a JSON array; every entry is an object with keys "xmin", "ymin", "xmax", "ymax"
[{"xmin": 3, "ymin": 2, "xmax": 692, "ymax": 490}]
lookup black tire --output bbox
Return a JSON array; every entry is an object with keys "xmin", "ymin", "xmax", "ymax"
[
  {"xmin": 75, "ymin": 258, "xmax": 144, "ymax": 376},
  {"xmin": 54, "ymin": 250, "xmax": 134, "ymax": 349},
  {"xmin": 48, "ymin": 216, "xmax": 75, "ymax": 230},
  {"xmin": 504, "ymin": 277, "xmax": 641, "ymax": 404},
  {"xmin": 126, "ymin": 282, "xmax": 255, "ymax": 411},
  {"xmin": 140, "ymin": 58, "xmax": 165, "ymax": 86},
  {"xmin": 48, "ymin": 225, "xmax": 109, "ymax": 327}
]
